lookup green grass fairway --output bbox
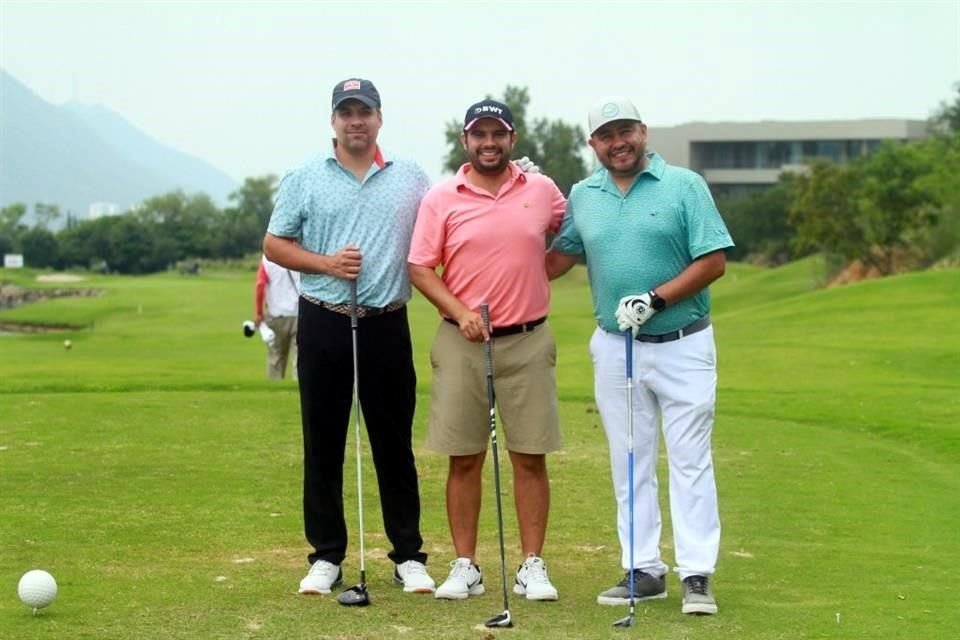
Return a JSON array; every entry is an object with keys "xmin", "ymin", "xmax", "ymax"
[{"xmin": 1, "ymin": 262, "xmax": 958, "ymax": 639}]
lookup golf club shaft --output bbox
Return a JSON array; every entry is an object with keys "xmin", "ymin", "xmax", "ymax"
[
  {"xmin": 350, "ymin": 279, "xmax": 366, "ymax": 584},
  {"xmin": 480, "ymin": 304, "xmax": 511, "ymax": 617},
  {"xmin": 625, "ymin": 329, "xmax": 635, "ymax": 616}
]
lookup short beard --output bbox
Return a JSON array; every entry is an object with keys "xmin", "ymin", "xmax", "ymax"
[
  {"xmin": 470, "ymin": 154, "xmax": 511, "ymax": 176},
  {"xmin": 602, "ymin": 148, "xmax": 647, "ymax": 178}
]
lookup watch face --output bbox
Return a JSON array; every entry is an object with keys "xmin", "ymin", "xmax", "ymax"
[{"xmin": 652, "ymin": 294, "xmax": 666, "ymax": 311}]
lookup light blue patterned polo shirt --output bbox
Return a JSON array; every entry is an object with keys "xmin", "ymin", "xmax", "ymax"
[
  {"xmin": 267, "ymin": 144, "xmax": 430, "ymax": 307},
  {"xmin": 551, "ymin": 152, "xmax": 734, "ymax": 334}
]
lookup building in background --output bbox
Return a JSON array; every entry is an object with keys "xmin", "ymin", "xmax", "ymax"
[{"xmin": 649, "ymin": 119, "xmax": 928, "ymax": 197}]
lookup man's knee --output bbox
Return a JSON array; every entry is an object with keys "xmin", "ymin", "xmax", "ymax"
[
  {"xmin": 449, "ymin": 452, "xmax": 485, "ymax": 478},
  {"xmin": 509, "ymin": 452, "xmax": 547, "ymax": 477}
]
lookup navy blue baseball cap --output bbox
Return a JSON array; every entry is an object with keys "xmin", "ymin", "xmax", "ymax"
[
  {"xmin": 463, "ymin": 99, "xmax": 514, "ymax": 131},
  {"xmin": 332, "ymin": 78, "xmax": 381, "ymax": 109}
]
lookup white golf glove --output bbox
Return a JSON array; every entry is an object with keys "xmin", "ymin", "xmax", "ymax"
[
  {"xmin": 259, "ymin": 323, "xmax": 276, "ymax": 346},
  {"xmin": 516, "ymin": 156, "xmax": 541, "ymax": 174},
  {"xmin": 615, "ymin": 293, "xmax": 657, "ymax": 332}
]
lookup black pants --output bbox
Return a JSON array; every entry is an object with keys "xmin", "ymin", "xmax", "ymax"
[{"xmin": 297, "ymin": 299, "xmax": 426, "ymax": 567}]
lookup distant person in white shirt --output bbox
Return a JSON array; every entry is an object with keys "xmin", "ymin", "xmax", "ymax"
[{"xmin": 254, "ymin": 254, "xmax": 301, "ymax": 379}]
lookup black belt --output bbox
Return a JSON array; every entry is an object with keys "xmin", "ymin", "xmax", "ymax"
[
  {"xmin": 444, "ymin": 316, "xmax": 546, "ymax": 337},
  {"xmin": 635, "ymin": 316, "xmax": 711, "ymax": 343}
]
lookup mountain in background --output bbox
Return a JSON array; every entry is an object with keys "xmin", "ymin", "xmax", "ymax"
[{"xmin": 0, "ymin": 69, "xmax": 237, "ymax": 223}]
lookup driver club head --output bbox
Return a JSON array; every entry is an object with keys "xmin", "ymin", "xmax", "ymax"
[
  {"xmin": 484, "ymin": 610, "xmax": 513, "ymax": 628},
  {"xmin": 336, "ymin": 584, "xmax": 370, "ymax": 607},
  {"xmin": 612, "ymin": 613, "xmax": 635, "ymax": 628}
]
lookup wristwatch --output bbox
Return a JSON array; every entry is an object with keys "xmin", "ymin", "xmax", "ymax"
[{"xmin": 649, "ymin": 290, "xmax": 666, "ymax": 311}]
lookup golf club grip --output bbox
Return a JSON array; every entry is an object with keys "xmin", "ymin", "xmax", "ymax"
[
  {"xmin": 480, "ymin": 303, "xmax": 493, "ymax": 370},
  {"xmin": 349, "ymin": 279, "xmax": 358, "ymax": 328},
  {"xmin": 624, "ymin": 328, "xmax": 633, "ymax": 378}
]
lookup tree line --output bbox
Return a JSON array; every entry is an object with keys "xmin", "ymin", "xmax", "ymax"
[
  {"xmin": 1, "ymin": 85, "xmax": 957, "ymax": 276},
  {"xmin": 0, "ymin": 176, "xmax": 276, "ymax": 274}
]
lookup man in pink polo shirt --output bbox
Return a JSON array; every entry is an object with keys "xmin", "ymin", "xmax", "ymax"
[{"xmin": 408, "ymin": 99, "xmax": 566, "ymax": 602}]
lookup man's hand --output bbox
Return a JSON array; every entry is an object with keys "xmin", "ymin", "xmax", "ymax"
[
  {"xmin": 516, "ymin": 156, "xmax": 541, "ymax": 174},
  {"xmin": 615, "ymin": 293, "xmax": 657, "ymax": 332},
  {"xmin": 454, "ymin": 309, "xmax": 487, "ymax": 343},
  {"xmin": 328, "ymin": 244, "xmax": 362, "ymax": 279}
]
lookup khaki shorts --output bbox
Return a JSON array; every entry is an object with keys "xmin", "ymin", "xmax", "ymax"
[{"xmin": 425, "ymin": 320, "xmax": 562, "ymax": 456}]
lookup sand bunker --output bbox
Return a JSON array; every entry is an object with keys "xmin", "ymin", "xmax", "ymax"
[{"xmin": 36, "ymin": 274, "xmax": 86, "ymax": 283}]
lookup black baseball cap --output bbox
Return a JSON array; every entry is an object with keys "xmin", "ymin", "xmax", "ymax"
[
  {"xmin": 332, "ymin": 78, "xmax": 381, "ymax": 110},
  {"xmin": 463, "ymin": 99, "xmax": 514, "ymax": 131}
]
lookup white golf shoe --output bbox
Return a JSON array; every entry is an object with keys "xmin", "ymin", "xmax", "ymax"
[
  {"xmin": 513, "ymin": 554, "xmax": 559, "ymax": 601},
  {"xmin": 394, "ymin": 560, "xmax": 436, "ymax": 593},
  {"xmin": 298, "ymin": 559, "xmax": 342, "ymax": 594},
  {"xmin": 434, "ymin": 557, "xmax": 485, "ymax": 599}
]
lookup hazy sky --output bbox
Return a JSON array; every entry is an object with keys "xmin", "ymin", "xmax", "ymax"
[{"xmin": 2, "ymin": 0, "xmax": 958, "ymax": 183}]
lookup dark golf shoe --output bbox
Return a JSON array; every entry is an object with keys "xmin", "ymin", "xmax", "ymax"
[{"xmin": 596, "ymin": 569, "xmax": 667, "ymax": 605}]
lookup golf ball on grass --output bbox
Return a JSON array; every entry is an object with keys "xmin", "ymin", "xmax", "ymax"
[
  {"xmin": 18, "ymin": 570, "xmax": 57, "ymax": 612},
  {"xmin": 63, "ymin": 339, "xmax": 72, "ymax": 350}
]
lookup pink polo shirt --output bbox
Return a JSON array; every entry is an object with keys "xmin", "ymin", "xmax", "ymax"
[{"xmin": 408, "ymin": 162, "xmax": 566, "ymax": 327}]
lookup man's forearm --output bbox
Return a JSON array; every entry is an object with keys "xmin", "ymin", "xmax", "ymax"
[
  {"xmin": 263, "ymin": 233, "xmax": 331, "ymax": 275},
  {"xmin": 546, "ymin": 249, "xmax": 579, "ymax": 281},
  {"xmin": 654, "ymin": 250, "xmax": 726, "ymax": 305},
  {"xmin": 408, "ymin": 264, "xmax": 470, "ymax": 321}
]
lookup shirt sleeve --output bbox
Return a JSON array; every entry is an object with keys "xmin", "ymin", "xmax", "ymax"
[
  {"xmin": 547, "ymin": 179, "xmax": 566, "ymax": 235},
  {"xmin": 549, "ymin": 186, "xmax": 584, "ymax": 256},
  {"xmin": 267, "ymin": 169, "xmax": 305, "ymax": 239},
  {"xmin": 254, "ymin": 261, "xmax": 268, "ymax": 316},
  {"xmin": 408, "ymin": 190, "xmax": 445, "ymax": 268},
  {"xmin": 683, "ymin": 174, "xmax": 735, "ymax": 259},
  {"xmin": 414, "ymin": 166, "xmax": 431, "ymax": 205}
]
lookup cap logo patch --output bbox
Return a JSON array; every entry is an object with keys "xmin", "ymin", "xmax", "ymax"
[
  {"xmin": 473, "ymin": 105, "xmax": 505, "ymax": 116},
  {"xmin": 601, "ymin": 103, "xmax": 620, "ymax": 118},
  {"xmin": 343, "ymin": 80, "xmax": 361, "ymax": 91}
]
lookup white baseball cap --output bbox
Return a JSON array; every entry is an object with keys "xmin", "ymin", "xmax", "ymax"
[{"xmin": 588, "ymin": 97, "xmax": 643, "ymax": 135}]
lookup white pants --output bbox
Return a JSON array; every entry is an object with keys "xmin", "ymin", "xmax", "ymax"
[{"xmin": 590, "ymin": 326, "xmax": 720, "ymax": 579}]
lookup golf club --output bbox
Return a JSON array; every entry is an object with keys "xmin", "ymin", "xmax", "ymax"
[
  {"xmin": 337, "ymin": 279, "xmax": 370, "ymax": 607},
  {"xmin": 480, "ymin": 304, "xmax": 513, "ymax": 629},
  {"xmin": 613, "ymin": 328, "xmax": 636, "ymax": 628}
]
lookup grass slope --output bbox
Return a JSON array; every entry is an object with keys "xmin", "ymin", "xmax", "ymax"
[{"xmin": 0, "ymin": 263, "xmax": 957, "ymax": 639}]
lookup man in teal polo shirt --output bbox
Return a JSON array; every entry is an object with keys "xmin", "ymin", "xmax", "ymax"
[{"xmin": 546, "ymin": 97, "xmax": 734, "ymax": 615}]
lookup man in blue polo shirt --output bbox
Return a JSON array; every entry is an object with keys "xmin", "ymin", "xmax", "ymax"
[
  {"xmin": 546, "ymin": 97, "xmax": 734, "ymax": 615},
  {"xmin": 264, "ymin": 78, "xmax": 435, "ymax": 596}
]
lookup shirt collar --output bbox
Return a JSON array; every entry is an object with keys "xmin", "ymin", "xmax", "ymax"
[
  {"xmin": 325, "ymin": 139, "xmax": 390, "ymax": 169},
  {"xmin": 586, "ymin": 151, "xmax": 664, "ymax": 191}
]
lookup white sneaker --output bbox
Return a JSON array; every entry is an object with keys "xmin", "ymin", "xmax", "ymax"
[
  {"xmin": 298, "ymin": 560, "xmax": 342, "ymax": 594},
  {"xmin": 394, "ymin": 560, "xmax": 436, "ymax": 593},
  {"xmin": 434, "ymin": 557, "xmax": 485, "ymax": 600},
  {"xmin": 513, "ymin": 554, "xmax": 558, "ymax": 601}
]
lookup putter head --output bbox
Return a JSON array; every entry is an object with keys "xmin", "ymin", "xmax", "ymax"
[
  {"xmin": 612, "ymin": 612, "xmax": 635, "ymax": 628},
  {"xmin": 336, "ymin": 584, "xmax": 370, "ymax": 607},
  {"xmin": 484, "ymin": 610, "xmax": 513, "ymax": 628}
]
